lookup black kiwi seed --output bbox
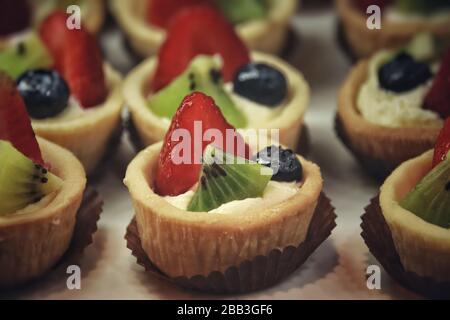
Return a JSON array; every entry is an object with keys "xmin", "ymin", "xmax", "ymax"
[
  {"xmin": 211, "ymin": 163, "xmax": 227, "ymax": 177},
  {"xmin": 41, "ymin": 177, "xmax": 48, "ymax": 184},
  {"xmin": 41, "ymin": 168, "xmax": 47, "ymax": 174},
  {"xmin": 189, "ymin": 81, "xmax": 196, "ymax": 91},
  {"xmin": 17, "ymin": 42, "xmax": 26, "ymax": 56},
  {"xmin": 446, "ymin": 181, "xmax": 450, "ymax": 191},
  {"xmin": 201, "ymin": 176, "xmax": 208, "ymax": 188},
  {"xmin": 210, "ymin": 69, "xmax": 222, "ymax": 84}
]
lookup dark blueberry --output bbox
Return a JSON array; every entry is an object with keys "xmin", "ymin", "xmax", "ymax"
[
  {"xmin": 378, "ymin": 53, "xmax": 432, "ymax": 93},
  {"xmin": 252, "ymin": 145, "xmax": 303, "ymax": 182},
  {"xmin": 17, "ymin": 69, "xmax": 70, "ymax": 119},
  {"xmin": 233, "ymin": 63, "xmax": 287, "ymax": 106}
]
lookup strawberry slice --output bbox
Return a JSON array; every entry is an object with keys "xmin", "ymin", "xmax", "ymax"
[
  {"xmin": 0, "ymin": 72, "xmax": 44, "ymax": 166},
  {"xmin": 0, "ymin": 0, "xmax": 31, "ymax": 37},
  {"xmin": 61, "ymin": 28, "xmax": 107, "ymax": 108},
  {"xmin": 147, "ymin": 0, "xmax": 212, "ymax": 29},
  {"xmin": 39, "ymin": 10, "xmax": 68, "ymax": 72},
  {"xmin": 152, "ymin": 6, "xmax": 250, "ymax": 92},
  {"xmin": 39, "ymin": 11, "xmax": 107, "ymax": 108},
  {"xmin": 424, "ymin": 49, "xmax": 450, "ymax": 119},
  {"xmin": 155, "ymin": 92, "xmax": 250, "ymax": 196},
  {"xmin": 433, "ymin": 118, "xmax": 450, "ymax": 167}
]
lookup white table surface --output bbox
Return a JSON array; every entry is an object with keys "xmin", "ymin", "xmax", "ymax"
[{"xmin": 3, "ymin": 5, "xmax": 423, "ymax": 300}]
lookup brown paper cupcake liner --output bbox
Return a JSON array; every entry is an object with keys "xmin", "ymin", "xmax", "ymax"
[
  {"xmin": 335, "ymin": 115, "xmax": 395, "ymax": 181},
  {"xmin": 0, "ymin": 187, "xmax": 103, "ymax": 291},
  {"xmin": 361, "ymin": 196, "xmax": 450, "ymax": 299},
  {"xmin": 125, "ymin": 193, "xmax": 336, "ymax": 294},
  {"xmin": 126, "ymin": 115, "xmax": 311, "ymax": 158}
]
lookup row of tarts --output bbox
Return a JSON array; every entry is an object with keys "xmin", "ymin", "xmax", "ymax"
[{"xmin": 0, "ymin": 0, "xmax": 449, "ymax": 297}]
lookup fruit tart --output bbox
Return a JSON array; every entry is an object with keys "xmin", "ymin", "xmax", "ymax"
[
  {"xmin": 124, "ymin": 92, "xmax": 335, "ymax": 293},
  {"xmin": 124, "ymin": 6, "xmax": 310, "ymax": 151},
  {"xmin": 0, "ymin": 11, "xmax": 123, "ymax": 175},
  {"xmin": 337, "ymin": 0, "xmax": 450, "ymax": 59},
  {"xmin": 0, "ymin": 73, "xmax": 87, "ymax": 288},
  {"xmin": 362, "ymin": 119, "xmax": 450, "ymax": 298},
  {"xmin": 0, "ymin": 0, "xmax": 104, "ymax": 49},
  {"xmin": 337, "ymin": 34, "xmax": 448, "ymax": 179},
  {"xmin": 111, "ymin": 0, "xmax": 297, "ymax": 57}
]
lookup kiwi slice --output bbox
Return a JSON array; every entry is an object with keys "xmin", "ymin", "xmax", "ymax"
[
  {"xmin": 148, "ymin": 55, "xmax": 247, "ymax": 128},
  {"xmin": 395, "ymin": 0, "xmax": 450, "ymax": 15},
  {"xmin": 400, "ymin": 152, "xmax": 450, "ymax": 228},
  {"xmin": 215, "ymin": 0, "xmax": 267, "ymax": 24},
  {"xmin": 405, "ymin": 32, "xmax": 436, "ymax": 62},
  {"xmin": 0, "ymin": 32, "xmax": 53, "ymax": 79},
  {"xmin": 0, "ymin": 140, "xmax": 63, "ymax": 216},
  {"xmin": 187, "ymin": 145, "xmax": 272, "ymax": 212}
]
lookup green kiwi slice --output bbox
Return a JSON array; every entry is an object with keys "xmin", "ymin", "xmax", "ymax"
[
  {"xmin": 401, "ymin": 152, "xmax": 450, "ymax": 229},
  {"xmin": 0, "ymin": 140, "xmax": 63, "ymax": 216},
  {"xmin": 0, "ymin": 32, "xmax": 53, "ymax": 79},
  {"xmin": 148, "ymin": 55, "xmax": 247, "ymax": 128},
  {"xmin": 215, "ymin": 0, "xmax": 267, "ymax": 24},
  {"xmin": 187, "ymin": 145, "xmax": 273, "ymax": 212}
]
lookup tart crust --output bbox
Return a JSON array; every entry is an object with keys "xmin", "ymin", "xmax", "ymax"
[
  {"xmin": 0, "ymin": 137, "xmax": 86, "ymax": 288},
  {"xmin": 32, "ymin": 64, "xmax": 124, "ymax": 175},
  {"xmin": 124, "ymin": 52, "xmax": 310, "ymax": 150},
  {"xmin": 336, "ymin": 0, "xmax": 450, "ymax": 59},
  {"xmin": 379, "ymin": 150, "xmax": 450, "ymax": 282},
  {"xmin": 110, "ymin": 0, "xmax": 297, "ymax": 57},
  {"xmin": 337, "ymin": 60, "xmax": 441, "ymax": 176},
  {"xmin": 124, "ymin": 142, "xmax": 323, "ymax": 278}
]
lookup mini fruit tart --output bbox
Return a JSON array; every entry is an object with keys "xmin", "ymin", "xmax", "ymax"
[
  {"xmin": 337, "ymin": 0, "xmax": 450, "ymax": 59},
  {"xmin": 124, "ymin": 6, "xmax": 309, "ymax": 151},
  {"xmin": 0, "ymin": 11, "xmax": 123, "ymax": 175},
  {"xmin": 124, "ymin": 92, "xmax": 335, "ymax": 292},
  {"xmin": 337, "ymin": 34, "xmax": 449, "ymax": 179},
  {"xmin": 0, "ymin": 0, "xmax": 105, "ymax": 49},
  {"xmin": 0, "ymin": 74, "xmax": 87, "ymax": 288},
  {"xmin": 362, "ymin": 119, "xmax": 450, "ymax": 297},
  {"xmin": 111, "ymin": 0, "xmax": 297, "ymax": 57}
]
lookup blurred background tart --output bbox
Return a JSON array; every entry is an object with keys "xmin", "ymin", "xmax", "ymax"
[{"xmin": 110, "ymin": 0, "xmax": 297, "ymax": 57}]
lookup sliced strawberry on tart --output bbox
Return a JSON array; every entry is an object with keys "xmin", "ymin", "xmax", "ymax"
[
  {"xmin": 111, "ymin": 0, "xmax": 297, "ymax": 57},
  {"xmin": 362, "ymin": 119, "xmax": 450, "ymax": 297},
  {"xmin": 124, "ymin": 92, "xmax": 331, "ymax": 291},
  {"xmin": 124, "ymin": 6, "xmax": 310, "ymax": 151},
  {"xmin": 0, "ymin": 72, "xmax": 87, "ymax": 288},
  {"xmin": 0, "ymin": 10, "xmax": 123, "ymax": 175}
]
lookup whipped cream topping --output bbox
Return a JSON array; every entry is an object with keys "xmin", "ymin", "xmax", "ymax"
[
  {"xmin": 164, "ymin": 181, "xmax": 300, "ymax": 214},
  {"xmin": 357, "ymin": 51, "xmax": 442, "ymax": 128}
]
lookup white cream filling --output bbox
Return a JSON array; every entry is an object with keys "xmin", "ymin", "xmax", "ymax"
[
  {"xmin": 164, "ymin": 181, "xmax": 300, "ymax": 214},
  {"xmin": 385, "ymin": 6, "xmax": 450, "ymax": 23},
  {"xmin": 31, "ymin": 97, "xmax": 98, "ymax": 122},
  {"xmin": 154, "ymin": 84, "xmax": 288, "ymax": 129},
  {"xmin": 357, "ymin": 51, "xmax": 442, "ymax": 128}
]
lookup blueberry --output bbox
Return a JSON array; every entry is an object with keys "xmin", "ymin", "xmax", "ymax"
[
  {"xmin": 253, "ymin": 145, "xmax": 303, "ymax": 182},
  {"xmin": 233, "ymin": 63, "xmax": 287, "ymax": 106},
  {"xmin": 17, "ymin": 69, "xmax": 69, "ymax": 119},
  {"xmin": 378, "ymin": 53, "xmax": 432, "ymax": 93}
]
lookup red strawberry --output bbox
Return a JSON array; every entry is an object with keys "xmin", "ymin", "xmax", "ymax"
[
  {"xmin": 155, "ymin": 92, "xmax": 250, "ymax": 196},
  {"xmin": 356, "ymin": 0, "xmax": 393, "ymax": 12},
  {"xmin": 61, "ymin": 28, "xmax": 107, "ymax": 108},
  {"xmin": 39, "ymin": 11, "xmax": 68, "ymax": 72},
  {"xmin": 0, "ymin": 72, "xmax": 44, "ymax": 166},
  {"xmin": 152, "ymin": 6, "xmax": 250, "ymax": 92},
  {"xmin": 0, "ymin": 0, "xmax": 31, "ymax": 37},
  {"xmin": 433, "ymin": 118, "xmax": 450, "ymax": 167},
  {"xmin": 147, "ymin": 0, "xmax": 212, "ymax": 29},
  {"xmin": 424, "ymin": 49, "xmax": 450, "ymax": 119},
  {"xmin": 39, "ymin": 11, "xmax": 107, "ymax": 108}
]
